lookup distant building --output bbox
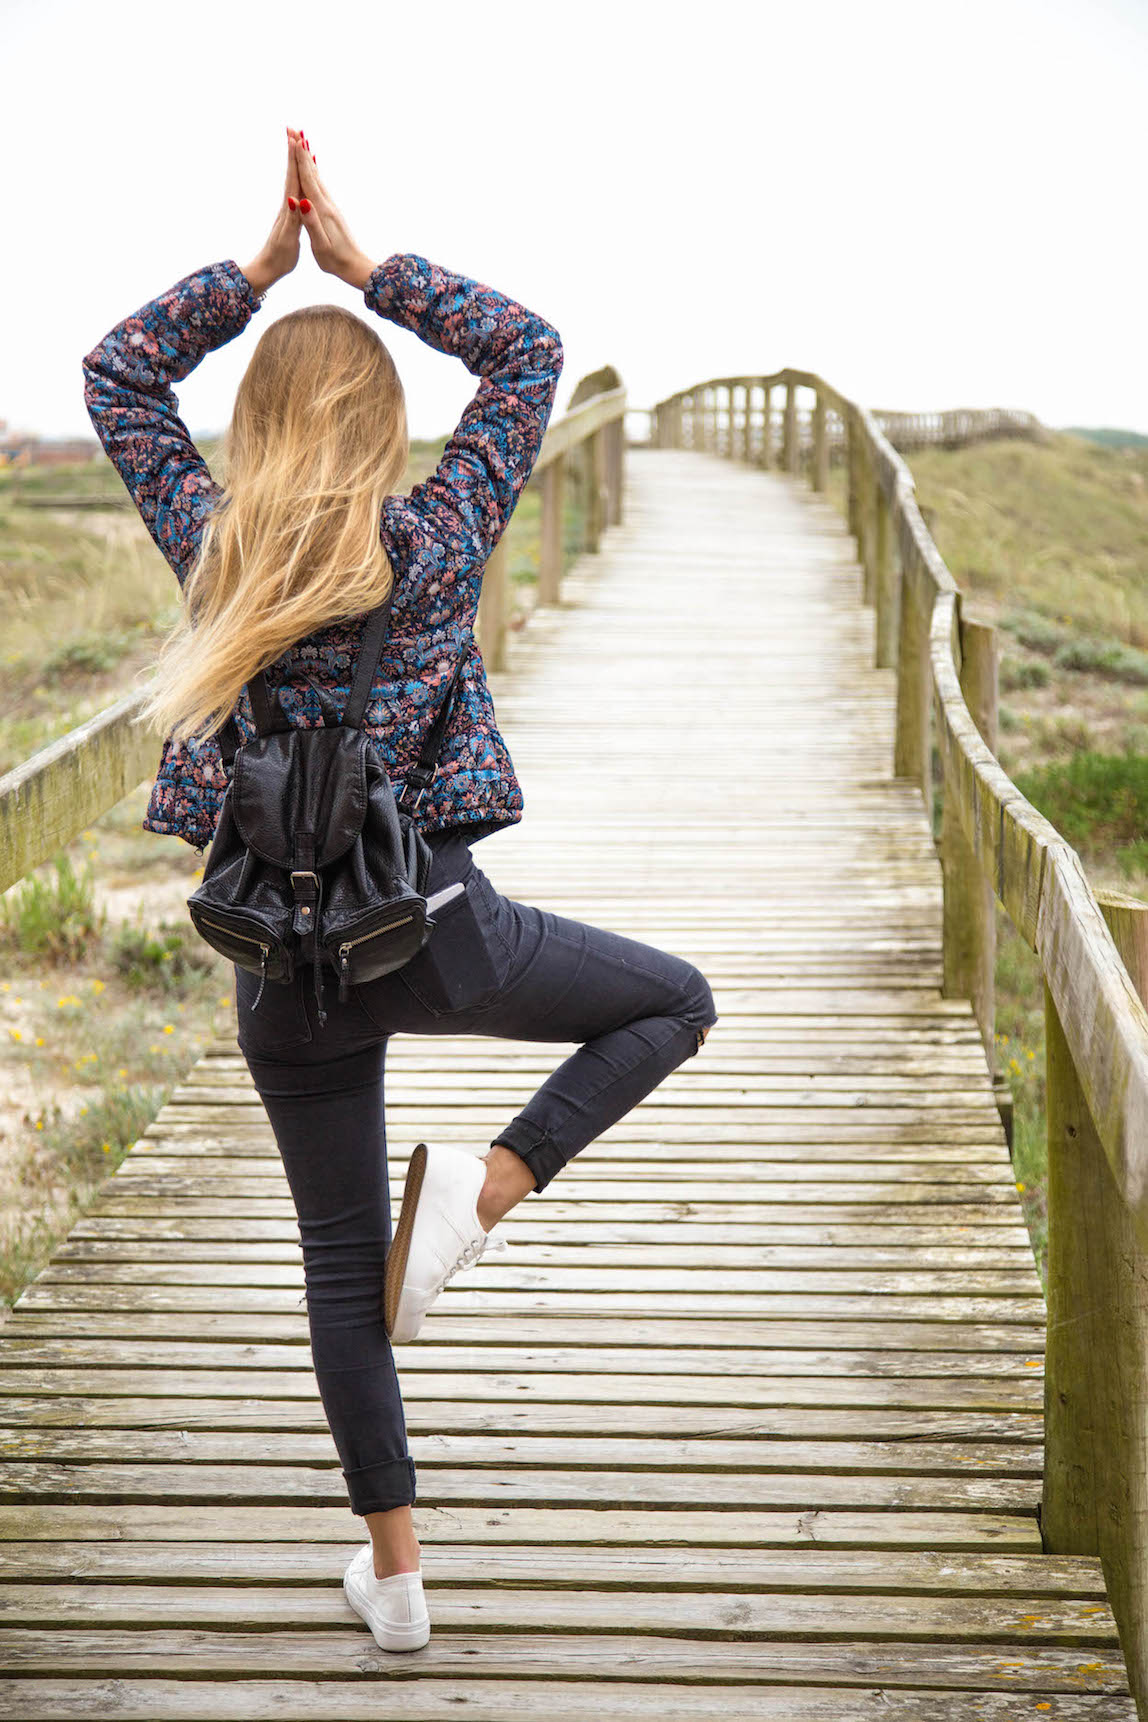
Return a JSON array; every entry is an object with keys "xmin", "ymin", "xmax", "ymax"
[{"xmin": 0, "ymin": 419, "xmax": 101, "ymax": 467}]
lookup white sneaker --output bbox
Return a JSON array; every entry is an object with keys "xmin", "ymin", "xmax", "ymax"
[
  {"xmin": 384, "ymin": 1141, "xmax": 510, "ymax": 1343},
  {"xmin": 342, "ymin": 1543, "xmax": 430, "ymax": 1651}
]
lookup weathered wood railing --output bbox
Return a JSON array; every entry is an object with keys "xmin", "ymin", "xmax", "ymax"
[
  {"xmin": 652, "ymin": 373, "xmax": 1148, "ymax": 1719},
  {"xmin": 0, "ymin": 373, "xmax": 626, "ymax": 896},
  {"xmin": 652, "ymin": 374, "xmax": 1045, "ymax": 470}
]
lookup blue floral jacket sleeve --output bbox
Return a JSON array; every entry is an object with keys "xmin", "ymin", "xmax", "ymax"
[
  {"xmin": 364, "ymin": 254, "xmax": 563, "ymax": 566},
  {"xmin": 81, "ymin": 254, "xmax": 564, "ymax": 594},
  {"xmin": 81, "ymin": 259, "xmax": 263, "ymax": 584}
]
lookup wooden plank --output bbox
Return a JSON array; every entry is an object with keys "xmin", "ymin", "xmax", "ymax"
[
  {"xmin": 0, "ymin": 1582, "xmax": 1119, "ymax": 1640},
  {"xmin": 0, "ymin": 1679, "xmax": 1134, "ymax": 1719},
  {"xmin": 0, "ymin": 1542, "xmax": 1104, "ymax": 1588},
  {"xmin": 0, "ymin": 1632, "xmax": 1133, "ymax": 1694},
  {"xmin": 0, "ymin": 1429, "xmax": 1050, "ymax": 1475},
  {"xmin": 0, "ymin": 1461, "xmax": 1045, "ymax": 1511},
  {"xmin": 0, "ymin": 1503, "xmax": 1047, "ymax": 1552}
]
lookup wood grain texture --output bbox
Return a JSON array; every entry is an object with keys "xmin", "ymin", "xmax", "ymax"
[{"xmin": 0, "ymin": 447, "xmax": 1133, "ymax": 1714}]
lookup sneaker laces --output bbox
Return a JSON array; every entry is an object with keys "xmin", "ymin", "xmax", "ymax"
[{"xmin": 438, "ymin": 1228, "xmax": 509, "ymax": 1291}]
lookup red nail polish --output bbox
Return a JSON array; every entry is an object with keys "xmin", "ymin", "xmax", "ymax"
[
  {"xmin": 287, "ymin": 196, "xmax": 297, "ymax": 210},
  {"xmin": 299, "ymin": 198, "xmax": 311, "ymax": 214}
]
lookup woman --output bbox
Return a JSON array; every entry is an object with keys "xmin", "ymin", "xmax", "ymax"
[{"xmin": 82, "ymin": 126, "xmax": 718, "ymax": 1654}]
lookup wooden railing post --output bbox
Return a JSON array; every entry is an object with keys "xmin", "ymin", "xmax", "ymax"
[
  {"xmin": 813, "ymin": 392, "xmax": 828, "ymax": 492},
  {"xmin": 761, "ymin": 386, "xmax": 773, "ymax": 470},
  {"xmin": 874, "ymin": 476, "xmax": 896, "ymax": 669},
  {"xmin": 584, "ymin": 428, "xmax": 604, "ymax": 553},
  {"xmin": 940, "ymin": 602, "xmax": 998, "ymax": 1065},
  {"xmin": 1044, "ymin": 889, "xmax": 1148, "ymax": 1719},
  {"xmin": 742, "ymin": 383, "xmax": 754, "ymax": 462},
  {"xmin": 859, "ymin": 436, "xmax": 876, "ymax": 606},
  {"xmin": 783, "ymin": 382, "xmax": 798, "ymax": 473},
  {"xmin": 846, "ymin": 407, "xmax": 860, "ymax": 539},
  {"xmin": 894, "ymin": 549, "xmax": 932, "ymax": 825},
  {"xmin": 476, "ymin": 536, "xmax": 509, "ymax": 672},
  {"xmin": 726, "ymin": 384, "xmax": 737, "ymax": 460},
  {"xmin": 609, "ymin": 417, "xmax": 624, "ymax": 526},
  {"xmin": 539, "ymin": 451, "xmax": 566, "ymax": 604}
]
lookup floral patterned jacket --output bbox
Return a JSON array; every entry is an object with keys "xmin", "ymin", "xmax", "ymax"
[{"xmin": 81, "ymin": 254, "xmax": 564, "ymax": 852}]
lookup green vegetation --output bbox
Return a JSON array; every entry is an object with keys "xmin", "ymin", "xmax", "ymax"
[
  {"xmin": 1013, "ymin": 749, "xmax": 1148, "ymax": 878},
  {"xmin": 1063, "ymin": 426, "xmax": 1148, "ymax": 450},
  {"xmin": 0, "ymin": 852, "xmax": 105, "ymax": 960}
]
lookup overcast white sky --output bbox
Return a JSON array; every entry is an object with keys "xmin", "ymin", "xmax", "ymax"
[{"xmin": 5, "ymin": 0, "xmax": 1146, "ymax": 443}]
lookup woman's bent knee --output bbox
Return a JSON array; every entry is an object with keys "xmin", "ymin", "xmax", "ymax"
[{"xmin": 679, "ymin": 966, "xmax": 718, "ymax": 1049}]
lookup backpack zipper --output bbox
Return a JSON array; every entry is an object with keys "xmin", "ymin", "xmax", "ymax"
[
  {"xmin": 194, "ymin": 914, "xmax": 275, "ymax": 1010},
  {"xmin": 195, "ymin": 913, "xmax": 272, "ymax": 960},
  {"xmin": 337, "ymin": 913, "xmax": 415, "ymax": 957},
  {"xmin": 336, "ymin": 912, "xmax": 417, "ymax": 1002}
]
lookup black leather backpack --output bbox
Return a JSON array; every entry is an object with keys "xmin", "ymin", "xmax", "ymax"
[{"xmin": 186, "ymin": 580, "xmax": 465, "ymax": 1029}]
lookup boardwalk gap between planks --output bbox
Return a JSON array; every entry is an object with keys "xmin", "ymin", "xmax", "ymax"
[{"xmin": 0, "ymin": 449, "xmax": 1134, "ymax": 1718}]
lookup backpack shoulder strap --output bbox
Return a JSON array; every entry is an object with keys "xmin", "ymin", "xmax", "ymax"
[
  {"xmin": 214, "ymin": 667, "xmax": 279, "ymax": 771},
  {"xmin": 343, "ymin": 582, "xmax": 398, "ymax": 730},
  {"xmin": 214, "ymin": 588, "xmax": 395, "ymax": 771},
  {"xmin": 400, "ymin": 655, "xmax": 468, "ymax": 809}
]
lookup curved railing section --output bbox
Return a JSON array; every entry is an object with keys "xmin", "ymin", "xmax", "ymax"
[{"xmin": 651, "ymin": 373, "xmax": 1148, "ymax": 1713}]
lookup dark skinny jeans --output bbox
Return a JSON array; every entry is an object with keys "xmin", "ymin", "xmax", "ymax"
[{"xmin": 233, "ymin": 829, "xmax": 718, "ymax": 1515}]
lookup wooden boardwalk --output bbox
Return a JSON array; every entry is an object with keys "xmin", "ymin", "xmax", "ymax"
[{"xmin": 0, "ymin": 448, "xmax": 1133, "ymax": 1717}]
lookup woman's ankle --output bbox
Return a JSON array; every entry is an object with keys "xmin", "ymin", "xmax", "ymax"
[
  {"xmin": 477, "ymin": 1143, "xmax": 535, "ymax": 1231},
  {"xmin": 364, "ymin": 1506, "xmax": 421, "ymax": 1578}
]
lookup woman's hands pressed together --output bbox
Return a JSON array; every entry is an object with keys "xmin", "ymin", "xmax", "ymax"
[{"xmin": 240, "ymin": 127, "xmax": 376, "ymax": 300}]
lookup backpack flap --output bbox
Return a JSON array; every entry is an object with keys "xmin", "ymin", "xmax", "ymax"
[{"xmin": 232, "ymin": 728, "xmax": 369, "ymax": 869}]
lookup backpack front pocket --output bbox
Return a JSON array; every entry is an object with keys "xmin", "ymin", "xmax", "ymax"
[
  {"xmin": 187, "ymin": 902, "xmax": 293, "ymax": 983},
  {"xmin": 323, "ymin": 900, "xmax": 430, "ymax": 992}
]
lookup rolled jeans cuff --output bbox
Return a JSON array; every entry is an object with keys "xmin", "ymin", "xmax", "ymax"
[
  {"xmin": 490, "ymin": 1120, "xmax": 561, "ymax": 1193},
  {"xmin": 343, "ymin": 1454, "xmax": 417, "ymax": 1515}
]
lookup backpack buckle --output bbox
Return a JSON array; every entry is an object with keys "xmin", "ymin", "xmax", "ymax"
[{"xmin": 402, "ymin": 763, "xmax": 436, "ymax": 814}]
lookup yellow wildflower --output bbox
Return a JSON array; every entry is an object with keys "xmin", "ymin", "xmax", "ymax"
[
  {"xmin": 162, "ymin": 1024, "xmax": 174, "ymax": 1034},
  {"xmin": 1016, "ymin": 1181, "xmax": 1026, "ymax": 1192},
  {"xmin": 8, "ymin": 1028, "xmax": 21, "ymax": 1041}
]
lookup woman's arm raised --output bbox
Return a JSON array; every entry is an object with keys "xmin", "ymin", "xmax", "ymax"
[
  {"xmin": 80, "ymin": 262, "xmax": 265, "ymax": 584},
  {"xmin": 365, "ymin": 253, "xmax": 564, "ymax": 568},
  {"xmin": 80, "ymin": 128, "xmax": 307, "ymax": 584},
  {"xmin": 291, "ymin": 145, "xmax": 564, "ymax": 573}
]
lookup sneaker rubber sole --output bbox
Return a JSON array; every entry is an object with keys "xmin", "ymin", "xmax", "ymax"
[{"xmin": 383, "ymin": 1141, "xmax": 428, "ymax": 1337}]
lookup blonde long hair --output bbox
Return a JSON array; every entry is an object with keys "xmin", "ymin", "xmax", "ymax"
[{"xmin": 136, "ymin": 303, "xmax": 409, "ymax": 746}]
